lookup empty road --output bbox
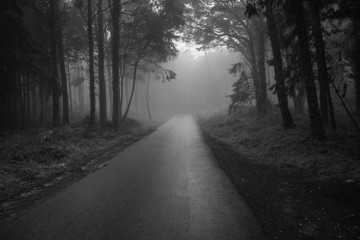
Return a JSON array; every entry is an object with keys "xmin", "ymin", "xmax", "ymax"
[{"xmin": 0, "ymin": 115, "xmax": 265, "ymax": 240}]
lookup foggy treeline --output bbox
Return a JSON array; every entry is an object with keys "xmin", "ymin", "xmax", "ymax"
[
  {"xmin": 1, "ymin": 0, "xmax": 359, "ymax": 140},
  {"xmin": 0, "ymin": 0, "xmax": 182, "ymax": 130}
]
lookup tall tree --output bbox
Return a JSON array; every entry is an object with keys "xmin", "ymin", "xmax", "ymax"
[
  {"xmin": 57, "ymin": 14, "xmax": 70, "ymax": 125},
  {"xmin": 309, "ymin": 0, "xmax": 331, "ymax": 125},
  {"xmin": 291, "ymin": 0, "xmax": 324, "ymax": 139},
  {"xmin": 87, "ymin": 0, "xmax": 96, "ymax": 124},
  {"xmin": 97, "ymin": 0, "xmax": 107, "ymax": 123},
  {"xmin": 351, "ymin": 1, "xmax": 360, "ymax": 112},
  {"xmin": 111, "ymin": 0, "xmax": 120, "ymax": 130},
  {"xmin": 262, "ymin": 0, "xmax": 294, "ymax": 128},
  {"xmin": 49, "ymin": 0, "xmax": 61, "ymax": 127}
]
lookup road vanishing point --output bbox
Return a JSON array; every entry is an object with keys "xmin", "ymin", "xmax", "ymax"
[{"xmin": 0, "ymin": 115, "xmax": 265, "ymax": 240}]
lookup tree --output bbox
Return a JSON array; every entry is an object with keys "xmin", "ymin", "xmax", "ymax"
[
  {"xmin": 97, "ymin": 0, "xmax": 107, "ymax": 124},
  {"xmin": 246, "ymin": 0, "xmax": 294, "ymax": 128},
  {"xmin": 57, "ymin": 10, "xmax": 70, "ymax": 125},
  {"xmin": 184, "ymin": 0, "xmax": 268, "ymax": 114},
  {"xmin": 87, "ymin": 0, "xmax": 96, "ymax": 124},
  {"xmin": 291, "ymin": 0, "xmax": 325, "ymax": 139},
  {"xmin": 111, "ymin": 0, "xmax": 120, "ymax": 130}
]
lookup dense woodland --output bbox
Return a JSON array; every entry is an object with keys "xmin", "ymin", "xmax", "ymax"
[
  {"xmin": 0, "ymin": 0, "xmax": 359, "ymax": 140},
  {"xmin": 0, "ymin": 0, "xmax": 182, "ymax": 131},
  {"xmin": 182, "ymin": 0, "xmax": 359, "ymax": 140}
]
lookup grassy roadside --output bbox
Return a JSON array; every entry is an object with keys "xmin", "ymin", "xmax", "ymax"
[
  {"xmin": 198, "ymin": 107, "xmax": 360, "ymax": 240},
  {"xmin": 0, "ymin": 119, "xmax": 162, "ymax": 223}
]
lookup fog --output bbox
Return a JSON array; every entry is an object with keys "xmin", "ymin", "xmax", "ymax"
[{"xmin": 130, "ymin": 44, "xmax": 239, "ymax": 120}]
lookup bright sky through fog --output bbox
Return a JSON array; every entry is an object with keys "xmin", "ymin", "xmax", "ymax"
[{"xmin": 175, "ymin": 41, "xmax": 205, "ymax": 60}]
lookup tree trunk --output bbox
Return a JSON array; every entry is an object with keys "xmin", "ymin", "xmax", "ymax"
[
  {"xmin": 87, "ymin": 0, "xmax": 96, "ymax": 125},
  {"xmin": 119, "ymin": 57, "xmax": 126, "ymax": 117},
  {"xmin": 49, "ymin": 0, "xmax": 61, "ymax": 127},
  {"xmin": 107, "ymin": 57, "xmax": 113, "ymax": 118},
  {"xmin": 123, "ymin": 59, "xmax": 139, "ymax": 121},
  {"xmin": 352, "ymin": 1, "xmax": 360, "ymax": 112},
  {"xmin": 293, "ymin": 84, "xmax": 305, "ymax": 113},
  {"xmin": 146, "ymin": 72, "xmax": 152, "ymax": 120},
  {"xmin": 249, "ymin": 41, "xmax": 263, "ymax": 114},
  {"xmin": 310, "ymin": 0, "xmax": 330, "ymax": 124},
  {"xmin": 58, "ymin": 27, "xmax": 70, "ymax": 125},
  {"xmin": 39, "ymin": 80, "xmax": 45, "ymax": 124},
  {"xmin": 111, "ymin": 0, "xmax": 120, "ymax": 129},
  {"xmin": 97, "ymin": 0, "xmax": 107, "ymax": 123},
  {"xmin": 264, "ymin": 0, "xmax": 294, "ymax": 129},
  {"xmin": 67, "ymin": 63, "xmax": 72, "ymax": 118},
  {"xmin": 293, "ymin": 0, "xmax": 324, "ymax": 140},
  {"xmin": 255, "ymin": 18, "xmax": 268, "ymax": 113}
]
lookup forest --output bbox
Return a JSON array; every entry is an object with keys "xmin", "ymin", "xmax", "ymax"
[
  {"xmin": 1, "ymin": 0, "xmax": 360, "ymax": 239},
  {"xmin": 0, "ymin": 0, "xmax": 359, "ymax": 136},
  {"xmin": 0, "ymin": 0, "xmax": 182, "ymax": 131}
]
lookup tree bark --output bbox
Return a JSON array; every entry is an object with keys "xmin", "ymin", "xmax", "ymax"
[
  {"xmin": 97, "ymin": 0, "xmax": 107, "ymax": 123},
  {"xmin": 310, "ymin": 0, "xmax": 330, "ymax": 124},
  {"xmin": 123, "ymin": 59, "xmax": 139, "ymax": 121},
  {"xmin": 249, "ymin": 40, "xmax": 263, "ymax": 114},
  {"xmin": 146, "ymin": 72, "xmax": 152, "ymax": 120},
  {"xmin": 58, "ymin": 26, "xmax": 70, "ymax": 125},
  {"xmin": 49, "ymin": 0, "xmax": 61, "ymax": 127},
  {"xmin": 87, "ymin": 0, "xmax": 96, "ymax": 125},
  {"xmin": 293, "ymin": 0, "xmax": 324, "ymax": 140},
  {"xmin": 264, "ymin": 0, "xmax": 294, "ymax": 129},
  {"xmin": 352, "ymin": 1, "xmax": 360, "ymax": 112},
  {"xmin": 111, "ymin": 0, "xmax": 120, "ymax": 129},
  {"xmin": 255, "ymin": 17, "xmax": 268, "ymax": 113}
]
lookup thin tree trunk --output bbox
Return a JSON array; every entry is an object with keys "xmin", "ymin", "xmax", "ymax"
[
  {"xmin": 58, "ymin": 27, "xmax": 70, "ymax": 125},
  {"xmin": 49, "ymin": 0, "xmax": 60, "ymax": 127},
  {"xmin": 67, "ymin": 63, "xmax": 72, "ymax": 118},
  {"xmin": 264, "ymin": 0, "xmax": 294, "ymax": 128},
  {"xmin": 107, "ymin": 58, "xmax": 113, "ymax": 118},
  {"xmin": 146, "ymin": 72, "xmax": 152, "ymax": 120},
  {"xmin": 119, "ymin": 57, "xmax": 126, "ymax": 117},
  {"xmin": 111, "ymin": 0, "xmax": 120, "ymax": 129},
  {"xmin": 97, "ymin": 0, "xmax": 107, "ymax": 123},
  {"xmin": 293, "ymin": 0, "xmax": 324, "ymax": 140},
  {"xmin": 328, "ymin": 86, "xmax": 336, "ymax": 130},
  {"xmin": 26, "ymin": 73, "xmax": 31, "ymax": 123},
  {"xmin": 87, "ymin": 0, "xmax": 96, "ymax": 124},
  {"xmin": 123, "ymin": 60, "xmax": 139, "ymax": 121},
  {"xmin": 39, "ymin": 81, "xmax": 45, "ymax": 124}
]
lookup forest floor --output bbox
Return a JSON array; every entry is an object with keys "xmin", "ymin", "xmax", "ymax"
[
  {"xmin": 198, "ymin": 106, "xmax": 360, "ymax": 240},
  {"xmin": 0, "ymin": 118, "xmax": 162, "ymax": 225}
]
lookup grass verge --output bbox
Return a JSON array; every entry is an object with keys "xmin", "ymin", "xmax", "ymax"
[{"xmin": 198, "ymin": 107, "xmax": 360, "ymax": 240}]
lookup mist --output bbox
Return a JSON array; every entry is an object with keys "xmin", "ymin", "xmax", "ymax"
[{"xmin": 131, "ymin": 45, "xmax": 238, "ymax": 119}]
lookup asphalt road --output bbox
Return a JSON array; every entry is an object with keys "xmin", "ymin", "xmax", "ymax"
[{"xmin": 0, "ymin": 115, "xmax": 265, "ymax": 240}]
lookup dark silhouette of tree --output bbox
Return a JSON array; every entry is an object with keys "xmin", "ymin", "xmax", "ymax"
[
  {"xmin": 87, "ymin": 0, "xmax": 96, "ymax": 125},
  {"xmin": 111, "ymin": 0, "xmax": 120, "ymax": 130},
  {"xmin": 97, "ymin": 0, "xmax": 107, "ymax": 124},
  {"xmin": 246, "ymin": 0, "xmax": 294, "ymax": 128},
  {"xmin": 291, "ymin": 0, "xmax": 325, "ymax": 140},
  {"xmin": 57, "ymin": 12, "xmax": 70, "ymax": 125}
]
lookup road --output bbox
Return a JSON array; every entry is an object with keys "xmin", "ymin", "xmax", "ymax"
[{"xmin": 0, "ymin": 115, "xmax": 265, "ymax": 240}]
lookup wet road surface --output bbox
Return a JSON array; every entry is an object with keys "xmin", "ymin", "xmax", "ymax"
[{"xmin": 0, "ymin": 115, "xmax": 265, "ymax": 240}]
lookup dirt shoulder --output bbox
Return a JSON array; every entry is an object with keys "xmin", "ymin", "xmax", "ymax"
[
  {"xmin": 198, "ymin": 109, "xmax": 360, "ymax": 240},
  {"xmin": 0, "ymin": 119, "xmax": 163, "ymax": 226}
]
